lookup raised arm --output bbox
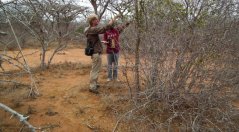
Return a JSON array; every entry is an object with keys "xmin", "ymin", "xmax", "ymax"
[
  {"xmin": 116, "ymin": 21, "xmax": 131, "ymax": 34},
  {"xmin": 85, "ymin": 15, "xmax": 120, "ymax": 35}
]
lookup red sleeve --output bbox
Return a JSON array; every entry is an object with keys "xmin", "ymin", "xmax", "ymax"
[
  {"xmin": 116, "ymin": 25, "xmax": 125, "ymax": 34},
  {"xmin": 103, "ymin": 32, "xmax": 107, "ymax": 41}
]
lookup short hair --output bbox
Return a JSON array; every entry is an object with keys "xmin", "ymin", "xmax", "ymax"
[{"xmin": 87, "ymin": 14, "xmax": 98, "ymax": 25}]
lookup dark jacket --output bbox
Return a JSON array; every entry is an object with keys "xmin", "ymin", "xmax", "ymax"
[{"xmin": 84, "ymin": 24, "xmax": 112, "ymax": 54}]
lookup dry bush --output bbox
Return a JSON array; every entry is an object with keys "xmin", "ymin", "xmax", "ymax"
[{"xmin": 115, "ymin": 0, "xmax": 239, "ymax": 131}]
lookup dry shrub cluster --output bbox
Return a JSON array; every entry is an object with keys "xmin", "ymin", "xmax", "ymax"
[{"xmin": 117, "ymin": 0, "xmax": 239, "ymax": 131}]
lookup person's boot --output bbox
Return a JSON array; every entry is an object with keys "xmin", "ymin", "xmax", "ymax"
[
  {"xmin": 96, "ymin": 84, "xmax": 100, "ymax": 89},
  {"xmin": 89, "ymin": 88, "xmax": 99, "ymax": 94}
]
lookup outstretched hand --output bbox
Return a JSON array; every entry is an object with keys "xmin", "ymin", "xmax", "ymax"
[
  {"xmin": 101, "ymin": 41, "xmax": 109, "ymax": 44},
  {"xmin": 126, "ymin": 22, "xmax": 130, "ymax": 26},
  {"xmin": 125, "ymin": 20, "xmax": 133, "ymax": 27}
]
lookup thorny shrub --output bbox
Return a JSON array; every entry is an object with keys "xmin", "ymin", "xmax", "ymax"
[{"xmin": 117, "ymin": 0, "xmax": 239, "ymax": 131}]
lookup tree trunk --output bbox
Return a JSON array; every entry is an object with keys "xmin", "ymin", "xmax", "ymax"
[
  {"xmin": 134, "ymin": 0, "xmax": 141, "ymax": 94},
  {"xmin": 40, "ymin": 44, "xmax": 46, "ymax": 69}
]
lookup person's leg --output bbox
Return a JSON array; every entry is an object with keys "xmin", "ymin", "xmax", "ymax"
[
  {"xmin": 113, "ymin": 53, "xmax": 119, "ymax": 80},
  {"xmin": 96, "ymin": 53, "xmax": 102, "ymax": 84},
  {"xmin": 107, "ymin": 53, "xmax": 113, "ymax": 81},
  {"xmin": 90, "ymin": 53, "xmax": 102, "ymax": 93}
]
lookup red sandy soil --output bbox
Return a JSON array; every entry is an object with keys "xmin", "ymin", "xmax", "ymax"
[{"xmin": 0, "ymin": 48, "xmax": 129, "ymax": 132}]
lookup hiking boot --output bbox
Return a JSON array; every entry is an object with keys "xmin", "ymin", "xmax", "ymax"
[
  {"xmin": 96, "ymin": 84, "xmax": 100, "ymax": 89},
  {"xmin": 114, "ymin": 78, "xmax": 120, "ymax": 82},
  {"xmin": 107, "ymin": 78, "xmax": 112, "ymax": 82},
  {"xmin": 89, "ymin": 89, "xmax": 99, "ymax": 94}
]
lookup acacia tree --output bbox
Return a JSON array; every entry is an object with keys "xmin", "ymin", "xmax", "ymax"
[
  {"xmin": 6, "ymin": 0, "xmax": 85, "ymax": 69},
  {"xmin": 45, "ymin": 0, "xmax": 86, "ymax": 67},
  {"xmin": 0, "ymin": 0, "xmax": 39, "ymax": 96}
]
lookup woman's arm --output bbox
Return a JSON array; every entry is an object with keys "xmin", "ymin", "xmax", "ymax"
[{"xmin": 116, "ymin": 21, "xmax": 131, "ymax": 34}]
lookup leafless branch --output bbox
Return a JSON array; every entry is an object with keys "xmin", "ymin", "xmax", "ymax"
[{"xmin": 0, "ymin": 103, "xmax": 38, "ymax": 132}]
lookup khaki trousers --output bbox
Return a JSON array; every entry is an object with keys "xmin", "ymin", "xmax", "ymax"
[{"xmin": 90, "ymin": 53, "xmax": 102, "ymax": 90}]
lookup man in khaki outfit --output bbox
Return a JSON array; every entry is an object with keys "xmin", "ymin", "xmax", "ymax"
[{"xmin": 84, "ymin": 14, "xmax": 118, "ymax": 94}]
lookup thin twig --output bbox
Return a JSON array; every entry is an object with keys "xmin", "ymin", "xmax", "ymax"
[{"xmin": 205, "ymin": 118, "xmax": 223, "ymax": 132}]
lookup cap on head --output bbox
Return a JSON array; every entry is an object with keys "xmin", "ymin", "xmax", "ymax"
[{"xmin": 87, "ymin": 14, "xmax": 98, "ymax": 25}]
